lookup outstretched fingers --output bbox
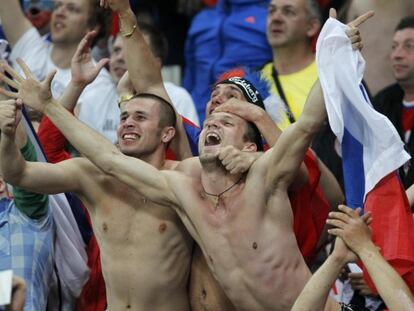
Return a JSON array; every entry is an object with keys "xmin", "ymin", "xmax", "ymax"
[
  {"xmin": 96, "ymin": 58, "xmax": 110, "ymax": 73},
  {"xmin": 16, "ymin": 58, "xmax": 34, "ymax": 80},
  {"xmin": 76, "ymin": 31, "xmax": 97, "ymax": 57},
  {"xmin": 0, "ymin": 62, "xmax": 23, "ymax": 83},
  {"xmin": 45, "ymin": 70, "xmax": 57, "ymax": 90},
  {"xmin": 0, "ymin": 87, "xmax": 18, "ymax": 99},
  {"xmin": 0, "ymin": 71, "xmax": 20, "ymax": 90}
]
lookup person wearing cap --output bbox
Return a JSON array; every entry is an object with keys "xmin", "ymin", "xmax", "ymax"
[{"xmin": 0, "ymin": 4, "xmax": 369, "ymax": 310}]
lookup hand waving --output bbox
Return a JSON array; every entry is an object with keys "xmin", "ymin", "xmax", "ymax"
[
  {"xmin": 0, "ymin": 59, "xmax": 55, "ymax": 113},
  {"xmin": 71, "ymin": 31, "xmax": 109, "ymax": 87}
]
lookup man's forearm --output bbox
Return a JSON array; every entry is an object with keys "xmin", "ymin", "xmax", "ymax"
[
  {"xmin": 292, "ymin": 254, "xmax": 343, "ymax": 311},
  {"xmin": 43, "ymin": 99, "xmax": 119, "ymax": 171},
  {"xmin": 0, "ymin": 131, "xmax": 28, "ymax": 184},
  {"xmin": 358, "ymin": 244, "xmax": 414, "ymax": 310},
  {"xmin": 59, "ymin": 81, "xmax": 86, "ymax": 111},
  {"xmin": 119, "ymin": 9, "xmax": 164, "ymax": 93},
  {"xmin": 253, "ymin": 111, "xmax": 281, "ymax": 147},
  {"xmin": 297, "ymin": 80, "xmax": 326, "ymax": 136}
]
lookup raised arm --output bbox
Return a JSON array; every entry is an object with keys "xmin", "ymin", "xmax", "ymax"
[
  {"xmin": 0, "ymin": 59, "xmax": 181, "ymax": 209},
  {"xmin": 291, "ymin": 238, "xmax": 352, "ymax": 311},
  {"xmin": 328, "ymin": 205, "xmax": 414, "ymax": 311},
  {"xmin": 258, "ymin": 80, "xmax": 326, "ymax": 192},
  {"xmin": 292, "ymin": 207, "xmax": 370, "ymax": 311},
  {"xmin": 0, "ymin": 0, "xmax": 32, "ymax": 47},
  {"xmin": 103, "ymin": 0, "xmax": 192, "ymax": 159},
  {"xmin": 10, "ymin": 112, "xmax": 49, "ymax": 219},
  {"xmin": 214, "ymin": 99, "xmax": 308, "ymax": 188},
  {"xmin": 0, "ymin": 99, "xmax": 82, "ymax": 195},
  {"xmin": 256, "ymin": 9, "xmax": 372, "ymax": 192},
  {"xmin": 103, "ymin": 0, "xmax": 165, "ymax": 97}
]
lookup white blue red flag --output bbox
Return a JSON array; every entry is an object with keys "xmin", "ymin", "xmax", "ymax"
[{"xmin": 316, "ymin": 17, "xmax": 414, "ymax": 293}]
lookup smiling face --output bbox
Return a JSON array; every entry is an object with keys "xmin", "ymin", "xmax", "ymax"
[
  {"xmin": 117, "ymin": 98, "xmax": 166, "ymax": 158},
  {"xmin": 51, "ymin": 0, "xmax": 91, "ymax": 45},
  {"xmin": 390, "ymin": 27, "xmax": 414, "ymax": 86},
  {"xmin": 205, "ymin": 84, "xmax": 246, "ymax": 117},
  {"xmin": 199, "ymin": 112, "xmax": 255, "ymax": 156}
]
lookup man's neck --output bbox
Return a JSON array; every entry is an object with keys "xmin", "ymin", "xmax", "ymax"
[
  {"xmin": 137, "ymin": 146, "xmax": 167, "ymax": 170},
  {"xmin": 51, "ymin": 43, "xmax": 79, "ymax": 69},
  {"xmin": 402, "ymin": 83, "xmax": 414, "ymax": 102},
  {"xmin": 272, "ymin": 43, "xmax": 315, "ymax": 75},
  {"xmin": 200, "ymin": 155, "xmax": 243, "ymax": 195}
]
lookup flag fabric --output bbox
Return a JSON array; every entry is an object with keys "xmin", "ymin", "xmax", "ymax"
[
  {"xmin": 21, "ymin": 108, "xmax": 89, "ymax": 304},
  {"xmin": 316, "ymin": 18, "xmax": 414, "ymax": 293}
]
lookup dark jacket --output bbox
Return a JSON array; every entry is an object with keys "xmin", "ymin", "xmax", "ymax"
[
  {"xmin": 183, "ymin": 0, "xmax": 272, "ymax": 123},
  {"xmin": 373, "ymin": 83, "xmax": 414, "ymax": 188}
]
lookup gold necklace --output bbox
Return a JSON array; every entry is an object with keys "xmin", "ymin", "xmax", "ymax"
[{"xmin": 202, "ymin": 176, "xmax": 244, "ymax": 208}]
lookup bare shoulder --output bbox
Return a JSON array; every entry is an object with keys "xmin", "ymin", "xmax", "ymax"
[
  {"xmin": 175, "ymin": 157, "xmax": 202, "ymax": 177},
  {"xmin": 164, "ymin": 159, "xmax": 180, "ymax": 170}
]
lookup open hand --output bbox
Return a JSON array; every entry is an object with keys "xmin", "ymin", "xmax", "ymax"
[
  {"xmin": 71, "ymin": 31, "xmax": 109, "ymax": 87},
  {"xmin": 214, "ymin": 98, "xmax": 265, "ymax": 123},
  {"xmin": 0, "ymin": 59, "xmax": 55, "ymax": 113}
]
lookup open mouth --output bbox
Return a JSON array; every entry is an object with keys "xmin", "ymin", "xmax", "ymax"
[
  {"xmin": 205, "ymin": 132, "xmax": 221, "ymax": 146},
  {"xmin": 122, "ymin": 133, "xmax": 140, "ymax": 141}
]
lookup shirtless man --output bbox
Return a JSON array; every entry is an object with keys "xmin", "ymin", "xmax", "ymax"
[
  {"xmin": 0, "ymin": 7, "xmax": 371, "ymax": 311},
  {"xmin": 2, "ymin": 61, "xmax": 324, "ymax": 310},
  {"xmin": 0, "ymin": 36, "xmax": 194, "ymax": 311}
]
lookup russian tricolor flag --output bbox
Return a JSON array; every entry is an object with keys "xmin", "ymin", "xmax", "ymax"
[{"xmin": 317, "ymin": 18, "xmax": 414, "ymax": 293}]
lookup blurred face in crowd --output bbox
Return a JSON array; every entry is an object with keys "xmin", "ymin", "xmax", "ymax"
[
  {"xmin": 109, "ymin": 34, "xmax": 127, "ymax": 84},
  {"xmin": 390, "ymin": 27, "xmax": 414, "ymax": 86},
  {"xmin": 205, "ymin": 83, "xmax": 245, "ymax": 117},
  {"xmin": 51, "ymin": 0, "xmax": 91, "ymax": 45},
  {"xmin": 266, "ymin": 0, "xmax": 318, "ymax": 49}
]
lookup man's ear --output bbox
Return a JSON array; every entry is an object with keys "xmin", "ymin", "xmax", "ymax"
[
  {"xmin": 161, "ymin": 126, "xmax": 176, "ymax": 144},
  {"xmin": 242, "ymin": 142, "xmax": 257, "ymax": 152},
  {"xmin": 155, "ymin": 57, "xmax": 162, "ymax": 68},
  {"xmin": 306, "ymin": 18, "xmax": 321, "ymax": 38}
]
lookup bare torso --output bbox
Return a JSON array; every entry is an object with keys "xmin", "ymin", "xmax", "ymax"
[
  {"xmin": 74, "ymin": 158, "xmax": 193, "ymax": 311},
  {"xmin": 190, "ymin": 245, "xmax": 236, "ymax": 311},
  {"xmin": 172, "ymin": 158, "xmax": 311, "ymax": 311}
]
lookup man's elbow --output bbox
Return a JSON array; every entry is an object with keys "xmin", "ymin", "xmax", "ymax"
[
  {"xmin": 95, "ymin": 150, "xmax": 124, "ymax": 177},
  {"xmin": 2, "ymin": 166, "xmax": 26, "ymax": 186}
]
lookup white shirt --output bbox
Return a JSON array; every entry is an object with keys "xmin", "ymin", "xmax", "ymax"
[
  {"xmin": 164, "ymin": 81, "xmax": 199, "ymax": 126},
  {"xmin": 10, "ymin": 28, "xmax": 120, "ymax": 143}
]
